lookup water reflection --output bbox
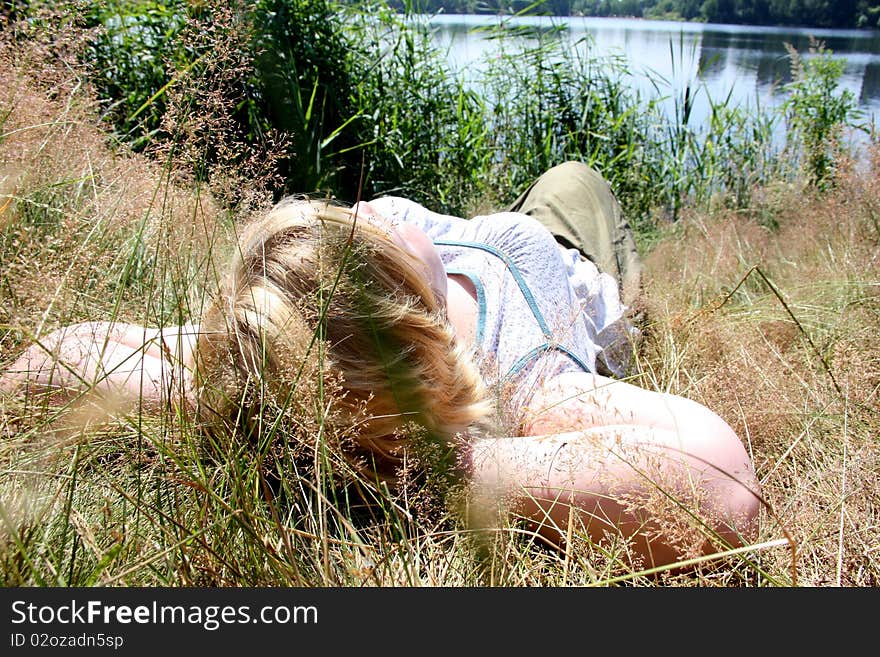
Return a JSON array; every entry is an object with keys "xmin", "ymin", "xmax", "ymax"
[
  {"xmin": 862, "ymin": 62, "xmax": 880, "ymax": 108},
  {"xmin": 429, "ymin": 14, "xmax": 880, "ymax": 131},
  {"xmin": 754, "ymin": 54, "xmax": 791, "ymax": 89}
]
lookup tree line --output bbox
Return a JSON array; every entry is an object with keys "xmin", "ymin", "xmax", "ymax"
[{"xmin": 371, "ymin": 0, "xmax": 880, "ymax": 29}]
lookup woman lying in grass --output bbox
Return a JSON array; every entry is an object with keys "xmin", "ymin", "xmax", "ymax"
[{"xmin": 0, "ymin": 162, "xmax": 760, "ymax": 568}]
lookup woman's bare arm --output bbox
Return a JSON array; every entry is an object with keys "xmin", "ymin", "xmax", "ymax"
[{"xmin": 0, "ymin": 321, "xmax": 199, "ymax": 412}]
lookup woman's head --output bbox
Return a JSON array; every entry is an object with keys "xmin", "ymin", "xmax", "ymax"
[
  {"xmin": 193, "ymin": 197, "xmax": 489, "ymax": 483},
  {"xmin": 352, "ymin": 200, "xmax": 449, "ymax": 309}
]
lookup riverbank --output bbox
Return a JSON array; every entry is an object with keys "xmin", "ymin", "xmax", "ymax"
[{"xmin": 384, "ymin": 0, "xmax": 878, "ymax": 30}]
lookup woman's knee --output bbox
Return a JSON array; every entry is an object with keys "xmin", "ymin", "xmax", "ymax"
[
  {"xmin": 673, "ymin": 410, "xmax": 761, "ymax": 546},
  {"xmin": 616, "ymin": 389, "xmax": 761, "ymax": 547}
]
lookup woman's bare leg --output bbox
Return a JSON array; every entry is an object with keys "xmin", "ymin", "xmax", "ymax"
[{"xmin": 469, "ymin": 372, "xmax": 761, "ymax": 568}]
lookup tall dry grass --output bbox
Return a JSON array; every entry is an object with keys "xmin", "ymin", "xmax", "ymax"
[{"xmin": 640, "ymin": 156, "xmax": 880, "ymax": 585}]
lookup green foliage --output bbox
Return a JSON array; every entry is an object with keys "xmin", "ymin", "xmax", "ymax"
[
  {"xmin": 856, "ymin": 1, "xmax": 880, "ymax": 28},
  {"xmin": 782, "ymin": 40, "xmax": 865, "ymax": 189},
  {"xmin": 645, "ymin": 34, "xmax": 781, "ymax": 220},
  {"xmin": 695, "ymin": 99, "xmax": 780, "ymax": 209},
  {"xmin": 343, "ymin": 5, "xmax": 492, "ymax": 210},
  {"xmin": 84, "ymin": 0, "xmax": 192, "ymax": 151},
  {"xmin": 247, "ymin": 0, "xmax": 362, "ymax": 196},
  {"xmin": 477, "ymin": 24, "xmax": 671, "ymax": 227},
  {"xmin": 82, "ymin": 1, "xmax": 360, "ymax": 197},
  {"xmin": 25, "ymin": 0, "xmax": 866, "ymax": 229},
  {"xmin": 79, "ymin": 0, "xmax": 491, "ymax": 205}
]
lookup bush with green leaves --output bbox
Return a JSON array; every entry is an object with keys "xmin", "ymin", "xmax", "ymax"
[
  {"xmin": 85, "ymin": 0, "xmax": 192, "ymax": 151},
  {"xmin": 80, "ymin": 1, "xmax": 357, "ymax": 196},
  {"xmin": 782, "ymin": 40, "xmax": 866, "ymax": 190}
]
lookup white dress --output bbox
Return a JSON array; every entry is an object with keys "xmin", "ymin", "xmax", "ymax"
[{"xmin": 367, "ymin": 196, "xmax": 637, "ymax": 420}]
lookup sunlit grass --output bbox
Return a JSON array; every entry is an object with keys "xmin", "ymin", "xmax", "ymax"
[{"xmin": 1, "ymin": 2, "xmax": 878, "ymax": 587}]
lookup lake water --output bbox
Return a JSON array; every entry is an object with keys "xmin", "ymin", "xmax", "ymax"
[{"xmin": 425, "ymin": 15, "xmax": 880, "ymax": 141}]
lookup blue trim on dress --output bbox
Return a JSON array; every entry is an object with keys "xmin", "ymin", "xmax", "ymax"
[
  {"xmin": 445, "ymin": 268, "xmax": 486, "ymax": 345},
  {"xmin": 435, "ymin": 239, "xmax": 551, "ymax": 339},
  {"xmin": 436, "ymin": 238, "xmax": 592, "ymax": 382},
  {"xmin": 505, "ymin": 344, "xmax": 592, "ymax": 380}
]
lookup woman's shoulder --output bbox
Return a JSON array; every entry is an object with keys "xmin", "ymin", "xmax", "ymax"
[{"xmin": 367, "ymin": 196, "xmax": 466, "ymax": 239}]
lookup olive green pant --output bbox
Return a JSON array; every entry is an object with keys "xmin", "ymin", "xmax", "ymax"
[{"xmin": 506, "ymin": 161, "xmax": 643, "ymax": 309}]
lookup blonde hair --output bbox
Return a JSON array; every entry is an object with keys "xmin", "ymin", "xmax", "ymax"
[{"xmin": 193, "ymin": 197, "xmax": 490, "ymax": 483}]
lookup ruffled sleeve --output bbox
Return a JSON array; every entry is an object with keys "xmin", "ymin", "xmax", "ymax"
[{"xmin": 556, "ymin": 245, "xmax": 638, "ymax": 377}]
